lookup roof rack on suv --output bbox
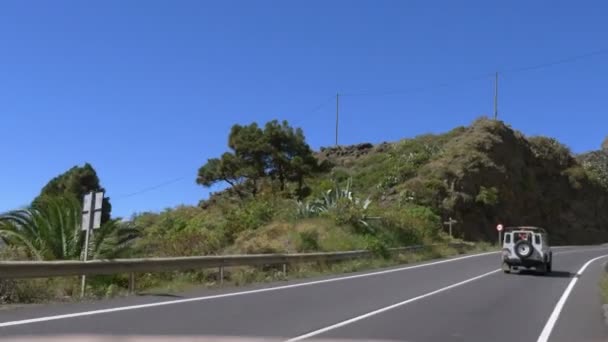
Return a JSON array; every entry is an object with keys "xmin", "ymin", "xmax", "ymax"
[{"xmin": 504, "ymin": 226, "xmax": 547, "ymax": 233}]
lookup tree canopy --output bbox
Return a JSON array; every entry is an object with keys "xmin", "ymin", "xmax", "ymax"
[
  {"xmin": 34, "ymin": 163, "xmax": 112, "ymax": 223},
  {"xmin": 197, "ymin": 120, "xmax": 319, "ymax": 199}
]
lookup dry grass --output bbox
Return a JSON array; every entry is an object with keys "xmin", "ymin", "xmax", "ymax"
[{"xmin": 600, "ymin": 274, "xmax": 608, "ymax": 304}]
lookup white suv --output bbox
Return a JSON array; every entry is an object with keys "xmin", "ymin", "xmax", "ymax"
[{"xmin": 501, "ymin": 226, "xmax": 552, "ymax": 274}]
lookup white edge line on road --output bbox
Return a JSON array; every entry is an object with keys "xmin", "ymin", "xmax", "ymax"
[
  {"xmin": 285, "ymin": 269, "xmax": 501, "ymax": 342},
  {"xmin": 0, "ymin": 250, "xmax": 498, "ymax": 328},
  {"xmin": 536, "ymin": 253, "xmax": 608, "ymax": 342},
  {"xmin": 553, "ymin": 247, "xmax": 608, "ymax": 256}
]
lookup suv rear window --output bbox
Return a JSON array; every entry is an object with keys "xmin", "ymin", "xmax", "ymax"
[
  {"xmin": 513, "ymin": 232, "xmax": 531, "ymax": 242},
  {"xmin": 504, "ymin": 233, "xmax": 511, "ymax": 244},
  {"xmin": 534, "ymin": 234, "xmax": 541, "ymax": 244}
]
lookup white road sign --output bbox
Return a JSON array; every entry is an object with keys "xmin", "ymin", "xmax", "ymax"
[{"xmin": 82, "ymin": 191, "xmax": 104, "ymax": 230}]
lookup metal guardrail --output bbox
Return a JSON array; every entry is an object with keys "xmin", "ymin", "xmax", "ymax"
[{"xmin": 0, "ymin": 242, "xmax": 472, "ymax": 292}]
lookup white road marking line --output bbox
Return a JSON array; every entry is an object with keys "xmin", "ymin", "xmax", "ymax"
[
  {"xmin": 0, "ymin": 251, "xmax": 498, "ymax": 328},
  {"xmin": 285, "ymin": 269, "xmax": 501, "ymax": 342},
  {"xmin": 553, "ymin": 247, "xmax": 608, "ymax": 256},
  {"xmin": 536, "ymin": 254, "xmax": 608, "ymax": 342}
]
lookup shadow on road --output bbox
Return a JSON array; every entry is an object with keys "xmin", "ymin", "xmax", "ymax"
[{"xmin": 516, "ymin": 269, "xmax": 575, "ymax": 278}]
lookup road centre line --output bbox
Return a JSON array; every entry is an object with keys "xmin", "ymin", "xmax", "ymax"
[{"xmin": 285, "ymin": 269, "xmax": 501, "ymax": 341}]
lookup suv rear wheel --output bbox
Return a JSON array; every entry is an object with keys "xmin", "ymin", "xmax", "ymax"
[{"xmin": 502, "ymin": 261, "xmax": 511, "ymax": 274}]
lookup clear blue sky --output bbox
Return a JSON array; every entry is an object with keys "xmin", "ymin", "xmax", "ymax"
[{"xmin": 1, "ymin": 1, "xmax": 607, "ymax": 217}]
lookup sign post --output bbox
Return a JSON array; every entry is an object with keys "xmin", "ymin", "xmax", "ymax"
[
  {"xmin": 81, "ymin": 191, "xmax": 104, "ymax": 298},
  {"xmin": 443, "ymin": 217, "xmax": 457, "ymax": 239},
  {"xmin": 496, "ymin": 224, "xmax": 504, "ymax": 246}
]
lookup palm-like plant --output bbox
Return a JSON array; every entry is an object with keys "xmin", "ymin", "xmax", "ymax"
[{"xmin": 0, "ymin": 196, "xmax": 139, "ymax": 260}]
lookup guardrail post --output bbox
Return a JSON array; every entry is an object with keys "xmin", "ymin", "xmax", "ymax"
[
  {"xmin": 219, "ymin": 265, "xmax": 224, "ymax": 286},
  {"xmin": 128, "ymin": 272, "xmax": 135, "ymax": 294},
  {"xmin": 282, "ymin": 263, "xmax": 287, "ymax": 277}
]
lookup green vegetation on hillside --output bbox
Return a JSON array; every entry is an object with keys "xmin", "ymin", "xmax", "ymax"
[{"xmin": 318, "ymin": 119, "xmax": 608, "ymax": 244}]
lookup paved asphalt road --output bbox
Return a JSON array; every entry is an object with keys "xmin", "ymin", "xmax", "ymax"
[{"xmin": 1, "ymin": 246, "xmax": 608, "ymax": 341}]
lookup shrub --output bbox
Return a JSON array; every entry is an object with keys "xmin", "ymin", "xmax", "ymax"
[
  {"xmin": 381, "ymin": 204, "xmax": 441, "ymax": 245},
  {"xmin": 0, "ymin": 277, "xmax": 79, "ymax": 304},
  {"xmin": 528, "ymin": 136, "xmax": 574, "ymax": 168},
  {"xmin": 579, "ymin": 151, "xmax": 608, "ymax": 190},
  {"xmin": 400, "ymin": 177, "xmax": 447, "ymax": 208},
  {"xmin": 584, "ymin": 163, "xmax": 608, "ymax": 189},
  {"xmin": 476, "ymin": 186, "xmax": 499, "ymax": 206},
  {"xmin": 231, "ymin": 222, "xmax": 292, "ymax": 254},
  {"xmin": 224, "ymin": 199, "xmax": 275, "ymax": 241},
  {"xmin": 298, "ymin": 230, "xmax": 320, "ymax": 252},
  {"xmin": 133, "ymin": 205, "xmax": 229, "ymax": 257},
  {"xmin": 365, "ymin": 236, "xmax": 390, "ymax": 259},
  {"xmin": 155, "ymin": 227, "xmax": 224, "ymax": 257},
  {"xmin": 317, "ymin": 225, "xmax": 369, "ymax": 251},
  {"xmin": 564, "ymin": 166, "xmax": 589, "ymax": 190},
  {"xmin": 331, "ymin": 168, "xmax": 351, "ymax": 183}
]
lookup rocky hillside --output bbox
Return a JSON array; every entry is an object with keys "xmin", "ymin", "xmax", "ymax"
[{"xmin": 319, "ymin": 118, "xmax": 608, "ymax": 245}]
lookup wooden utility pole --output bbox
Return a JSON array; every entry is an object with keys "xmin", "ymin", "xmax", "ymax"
[
  {"xmin": 494, "ymin": 72, "xmax": 499, "ymax": 120},
  {"xmin": 335, "ymin": 93, "xmax": 339, "ymax": 146}
]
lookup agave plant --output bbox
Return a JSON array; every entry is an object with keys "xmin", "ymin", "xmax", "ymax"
[
  {"xmin": 319, "ymin": 178, "xmax": 371, "ymax": 211},
  {"xmin": 296, "ymin": 178, "xmax": 372, "ymax": 223},
  {"xmin": 295, "ymin": 200, "xmax": 324, "ymax": 218},
  {"xmin": 0, "ymin": 196, "xmax": 139, "ymax": 260}
]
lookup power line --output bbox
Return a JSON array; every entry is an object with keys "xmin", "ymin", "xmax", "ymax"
[
  {"xmin": 503, "ymin": 48, "xmax": 608, "ymax": 74},
  {"xmin": 341, "ymin": 73, "xmax": 494, "ymax": 97},
  {"xmin": 341, "ymin": 48, "xmax": 608, "ymax": 98},
  {"xmin": 302, "ymin": 94, "xmax": 336, "ymax": 115},
  {"xmin": 112, "ymin": 176, "xmax": 187, "ymax": 200}
]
